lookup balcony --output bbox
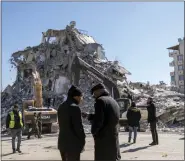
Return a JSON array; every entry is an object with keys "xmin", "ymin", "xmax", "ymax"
[
  {"xmin": 177, "ymin": 60, "xmax": 183, "ymax": 65},
  {"xmin": 169, "ymin": 61, "xmax": 175, "ymax": 67},
  {"xmin": 179, "ymin": 81, "xmax": 184, "ymax": 85},
  {"xmin": 169, "ymin": 50, "xmax": 179, "ymax": 57},
  {"xmin": 170, "ymin": 72, "xmax": 175, "ymax": 76},
  {"xmin": 177, "ymin": 51, "xmax": 181, "ymax": 55},
  {"xmin": 171, "ymin": 81, "xmax": 176, "ymax": 86},
  {"xmin": 178, "ymin": 70, "xmax": 184, "ymax": 75}
]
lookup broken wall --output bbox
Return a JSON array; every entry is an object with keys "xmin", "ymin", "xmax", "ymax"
[
  {"xmin": 2, "ymin": 21, "xmax": 131, "ymax": 115},
  {"xmin": 1, "ymin": 22, "xmax": 185, "ymax": 134}
]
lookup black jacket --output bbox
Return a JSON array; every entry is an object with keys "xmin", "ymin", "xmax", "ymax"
[
  {"xmin": 126, "ymin": 107, "xmax": 141, "ymax": 127},
  {"xmin": 90, "ymin": 92, "xmax": 121, "ymax": 160},
  {"xmin": 147, "ymin": 103, "xmax": 157, "ymax": 123},
  {"xmin": 6, "ymin": 110, "xmax": 24, "ymax": 129},
  {"xmin": 57, "ymin": 97, "xmax": 85, "ymax": 153}
]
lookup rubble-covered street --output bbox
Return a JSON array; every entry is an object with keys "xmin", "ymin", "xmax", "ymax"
[{"xmin": 2, "ymin": 132, "xmax": 184, "ymax": 160}]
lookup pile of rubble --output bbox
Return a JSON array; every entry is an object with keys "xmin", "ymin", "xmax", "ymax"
[
  {"xmin": 1, "ymin": 21, "xmax": 184, "ymax": 135},
  {"xmin": 129, "ymin": 82, "xmax": 184, "ymax": 134},
  {"xmin": 1, "ymin": 21, "xmax": 131, "ymax": 125}
]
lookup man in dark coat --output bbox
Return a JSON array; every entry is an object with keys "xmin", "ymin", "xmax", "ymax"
[
  {"xmin": 57, "ymin": 85, "xmax": 86, "ymax": 161},
  {"xmin": 147, "ymin": 97, "xmax": 159, "ymax": 145},
  {"xmin": 126, "ymin": 101, "xmax": 141, "ymax": 143},
  {"xmin": 88, "ymin": 83, "xmax": 121, "ymax": 161}
]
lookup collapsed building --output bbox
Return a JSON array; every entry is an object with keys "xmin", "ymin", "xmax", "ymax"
[
  {"xmin": 130, "ymin": 83, "xmax": 184, "ymax": 133},
  {"xmin": 1, "ymin": 21, "xmax": 184, "ymax": 134},
  {"xmin": 1, "ymin": 21, "xmax": 131, "ymax": 124}
]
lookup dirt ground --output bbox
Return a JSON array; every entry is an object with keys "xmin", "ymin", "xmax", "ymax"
[{"xmin": 1, "ymin": 132, "xmax": 184, "ymax": 160}]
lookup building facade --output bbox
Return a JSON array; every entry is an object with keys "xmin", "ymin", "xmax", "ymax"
[{"xmin": 167, "ymin": 38, "xmax": 184, "ymax": 93}]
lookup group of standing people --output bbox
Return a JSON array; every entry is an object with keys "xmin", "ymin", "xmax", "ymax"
[
  {"xmin": 6, "ymin": 83, "xmax": 158, "ymax": 159},
  {"xmin": 57, "ymin": 83, "xmax": 121, "ymax": 161},
  {"xmin": 57, "ymin": 83, "xmax": 159, "ymax": 161},
  {"xmin": 126, "ymin": 97, "xmax": 158, "ymax": 145}
]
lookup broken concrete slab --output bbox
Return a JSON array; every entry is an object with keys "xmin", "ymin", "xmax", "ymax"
[{"xmin": 1, "ymin": 21, "xmax": 184, "ymax": 134}]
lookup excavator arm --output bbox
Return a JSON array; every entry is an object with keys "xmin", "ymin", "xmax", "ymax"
[{"xmin": 71, "ymin": 56, "xmax": 120, "ymax": 99}]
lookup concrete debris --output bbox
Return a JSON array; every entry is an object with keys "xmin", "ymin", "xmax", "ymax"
[
  {"xmin": 1, "ymin": 21, "xmax": 184, "ymax": 135},
  {"xmin": 129, "ymin": 82, "xmax": 184, "ymax": 133},
  {"xmin": 1, "ymin": 21, "xmax": 130, "ymax": 128}
]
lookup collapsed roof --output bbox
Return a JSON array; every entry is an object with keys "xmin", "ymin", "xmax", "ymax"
[
  {"xmin": 1, "ymin": 22, "xmax": 184, "ymax": 132},
  {"xmin": 2, "ymin": 21, "xmax": 131, "ymax": 115}
]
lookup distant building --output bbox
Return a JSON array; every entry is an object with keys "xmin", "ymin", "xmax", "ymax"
[{"xmin": 167, "ymin": 38, "xmax": 184, "ymax": 93}]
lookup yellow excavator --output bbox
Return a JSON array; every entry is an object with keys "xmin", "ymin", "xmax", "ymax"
[{"xmin": 22, "ymin": 71, "xmax": 58, "ymax": 134}]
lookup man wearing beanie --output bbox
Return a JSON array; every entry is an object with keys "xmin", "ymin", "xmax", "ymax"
[
  {"xmin": 88, "ymin": 83, "xmax": 121, "ymax": 161},
  {"xmin": 57, "ymin": 85, "xmax": 85, "ymax": 161}
]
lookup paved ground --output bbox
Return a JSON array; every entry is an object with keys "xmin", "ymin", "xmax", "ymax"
[{"xmin": 1, "ymin": 132, "xmax": 184, "ymax": 160}]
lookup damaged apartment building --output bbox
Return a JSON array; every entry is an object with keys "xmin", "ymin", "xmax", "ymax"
[
  {"xmin": 2, "ymin": 21, "xmax": 131, "ymax": 114},
  {"xmin": 167, "ymin": 38, "xmax": 184, "ymax": 93},
  {"xmin": 1, "ymin": 21, "xmax": 184, "ymax": 133}
]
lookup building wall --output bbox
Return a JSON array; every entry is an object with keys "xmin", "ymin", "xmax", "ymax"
[
  {"xmin": 179, "ymin": 39, "xmax": 184, "ymax": 93},
  {"xmin": 169, "ymin": 38, "xmax": 184, "ymax": 93}
]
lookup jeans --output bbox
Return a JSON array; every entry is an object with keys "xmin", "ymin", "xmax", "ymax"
[
  {"xmin": 129, "ymin": 126, "xmax": 138, "ymax": 141},
  {"xmin": 11, "ymin": 128, "xmax": 22, "ymax": 150}
]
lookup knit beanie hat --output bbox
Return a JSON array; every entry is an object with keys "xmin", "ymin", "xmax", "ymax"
[{"xmin": 68, "ymin": 85, "xmax": 83, "ymax": 97}]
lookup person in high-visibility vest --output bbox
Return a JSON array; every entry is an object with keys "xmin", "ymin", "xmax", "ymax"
[{"xmin": 6, "ymin": 104, "xmax": 24, "ymax": 153}]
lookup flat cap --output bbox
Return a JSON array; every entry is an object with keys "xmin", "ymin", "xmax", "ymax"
[{"xmin": 91, "ymin": 83, "xmax": 106, "ymax": 95}]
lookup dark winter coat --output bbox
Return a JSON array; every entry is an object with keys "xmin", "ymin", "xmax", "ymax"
[
  {"xmin": 147, "ymin": 103, "xmax": 157, "ymax": 123},
  {"xmin": 90, "ymin": 92, "xmax": 121, "ymax": 161},
  {"xmin": 57, "ymin": 97, "xmax": 86, "ymax": 153},
  {"xmin": 126, "ymin": 107, "xmax": 141, "ymax": 127}
]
